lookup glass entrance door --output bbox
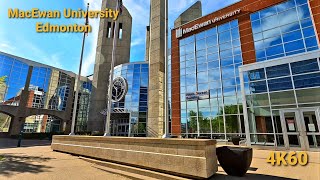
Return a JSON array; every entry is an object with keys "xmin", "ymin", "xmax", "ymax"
[
  {"xmin": 280, "ymin": 108, "xmax": 320, "ymax": 151},
  {"xmin": 280, "ymin": 110, "xmax": 304, "ymax": 150},
  {"xmin": 300, "ymin": 109, "xmax": 320, "ymax": 150}
]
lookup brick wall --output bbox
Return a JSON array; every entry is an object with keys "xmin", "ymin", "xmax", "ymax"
[{"xmin": 309, "ymin": 0, "xmax": 320, "ymax": 45}]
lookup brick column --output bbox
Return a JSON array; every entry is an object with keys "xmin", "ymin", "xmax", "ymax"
[
  {"xmin": 171, "ymin": 30, "xmax": 181, "ymax": 135},
  {"xmin": 309, "ymin": 0, "xmax": 320, "ymax": 45}
]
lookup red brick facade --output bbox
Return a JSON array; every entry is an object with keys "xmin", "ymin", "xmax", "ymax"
[
  {"xmin": 27, "ymin": 91, "xmax": 34, "ymax": 108},
  {"xmin": 171, "ymin": 0, "xmax": 320, "ymax": 135},
  {"xmin": 309, "ymin": 0, "xmax": 320, "ymax": 45}
]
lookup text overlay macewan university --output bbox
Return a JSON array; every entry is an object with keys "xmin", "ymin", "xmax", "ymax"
[
  {"xmin": 176, "ymin": 9, "xmax": 241, "ymax": 38},
  {"xmin": 7, "ymin": 8, "xmax": 120, "ymax": 33}
]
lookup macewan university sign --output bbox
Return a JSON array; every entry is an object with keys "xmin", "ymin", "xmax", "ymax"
[{"xmin": 176, "ymin": 9, "xmax": 241, "ymax": 38}]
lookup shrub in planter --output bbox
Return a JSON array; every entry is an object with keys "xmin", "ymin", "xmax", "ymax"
[{"xmin": 216, "ymin": 146, "xmax": 253, "ymax": 177}]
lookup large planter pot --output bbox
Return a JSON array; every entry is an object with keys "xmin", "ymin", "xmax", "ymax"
[
  {"xmin": 216, "ymin": 146, "xmax": 253, "ymax": 177},
  {"xmin": 231, "ymin": 137, "xmax": 241, "ymax": 145}
]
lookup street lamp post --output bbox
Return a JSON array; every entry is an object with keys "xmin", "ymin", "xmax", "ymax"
[
  {"xmin": 104, "ymin": 0, "xmax": 121, "ymax": 136},
  {"xmin": 69, "ymin": 3, "xmax": 90, "ymax": 136},
  {"xmin": 163, "ymin": 0, "xmax": 170, "ymax": 138}
]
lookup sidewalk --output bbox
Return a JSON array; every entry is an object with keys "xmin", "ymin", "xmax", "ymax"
[{"xmin": 0, "ymin": 141, "xmax": 319, "ymax": 180}]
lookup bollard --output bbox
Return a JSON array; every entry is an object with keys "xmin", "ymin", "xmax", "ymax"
[{"xmin": 17, "ymin": 123, "xmax": 24, "ymax": 147}]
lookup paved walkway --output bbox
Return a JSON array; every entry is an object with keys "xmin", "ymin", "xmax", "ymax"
[{"xmin": 0, "ymin": 140, "xmax": 319, "ymax": 180}]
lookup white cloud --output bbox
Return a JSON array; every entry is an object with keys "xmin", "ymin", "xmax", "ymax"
[
  {"xmin": 0, "ymin": 40, "xmax": 63, "ymax": 70},
  {"xmin": 0, "ymin": 42, "xmax": 15, "ymax": 54},
  {"xmin": 131, "ymin": 38, "xmax": 144, "ymax": 47},
  {"xmin": 25, "ymin": 42, "xmax": 64, "ymax": 69}
]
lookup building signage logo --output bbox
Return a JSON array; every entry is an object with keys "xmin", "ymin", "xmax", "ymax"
[
  {"xmin": 176, "ymin": 9, "xmax": 241, "ymax": 39},
  {"xmin": 112, "ymin": 76, "xmax": 128, "ymax": 102},
  {"xmin": 186, "ymin": 90, "xmax": 210, "ymax": 101}
]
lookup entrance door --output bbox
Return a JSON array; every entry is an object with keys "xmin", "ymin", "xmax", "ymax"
[
  {"xmin": 300, "ymin": 109, "xmax": 320, "ymax": 150},
  {"xmin": 280, "ymin": 108, "xmax": 320, "ymax": 151}
]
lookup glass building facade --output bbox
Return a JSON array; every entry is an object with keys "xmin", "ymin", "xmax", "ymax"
[
  {"xmin": 0, "ymin": 52, "xmax": 92, "ymax": 133},
  {"xmin": 112, "ymin": 62, "xmax": 149, "ymax": 137},
  {"xmin": 173, "ymin": 0, "xmax": 319, "ymax": 150},
  {"xmin": 241, "ymin": 52, "xmax": 320, "ymax": 150},
  {"xmin": 251, "ymin": 0, "xmax": 318, "ymax": 61},
  {"xmin": 179, "ymin": 20, "xmax": 245, "ymax": 139},
  {"xmin": 241, "ymin": 0, "xmax": 320, "ymax": 150},
  {"xmin": 0, "ymin": 55, "xmax": 29, "ymax": 106}
]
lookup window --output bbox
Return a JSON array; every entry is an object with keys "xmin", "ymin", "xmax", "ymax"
[
  {"xmin": 178, "ymin": 20, "xmax": 243, "ymax": 137},
  {"xmin": 250, "ymin": 0, "xmax": 318, "ymax": 61},
  {"xmin": 118, "ymin": 23, "xmax": 123, "ymax": 39},
  {"xmin": 266, "ymin": 64, "xmax": 290, "ymax": 78},
  {"xmin": 107, "ymin": 22, "xmax": 112, "ymax": 38}
]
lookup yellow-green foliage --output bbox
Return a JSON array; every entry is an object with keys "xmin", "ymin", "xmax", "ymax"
[{"xmin": 0, "ymin": 76, "xmax": 7, "ymax": 87}]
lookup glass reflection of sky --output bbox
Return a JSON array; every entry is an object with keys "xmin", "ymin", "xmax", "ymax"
[
  {"xmin": 179, "ymin": 20, "xmax": 243, "ymax": 135},
  {"xmin": 0, "ymin": 54, "xmax": 29, "ymax": 105},
  {"xmin": 251, "ymin": 0, "xmax": 318, "ymax": 62}
]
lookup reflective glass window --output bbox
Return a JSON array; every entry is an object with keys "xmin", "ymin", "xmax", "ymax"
[
  {"xmin": 250, "ymin": 0, "xmax": 318, "ymax": 61},
  {"xmin": 268, "ymin": 77, "xmax": 293, "ymax": 91},
  {"xmin": 266, "ymin": 64, "xmax": 290, "ymax": 78},
  {"xmin": 250, "ymin": 80, "xmax": 267, "ymax": 93},
  {"xmin": 294, "ymin": 73, "xmax": 320, "ymax": 89},
  {"xmin": 248, "ymin": 69, "xmax": 265, "ymax": 81},
  {"xmin": 291, "ymin": 59, "xmax": 319, "ymax": 75}
]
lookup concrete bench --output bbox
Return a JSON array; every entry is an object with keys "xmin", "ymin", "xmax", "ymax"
[{"xmin": 51, "ymin": 136, "xmax": 218, "ymax": 179}]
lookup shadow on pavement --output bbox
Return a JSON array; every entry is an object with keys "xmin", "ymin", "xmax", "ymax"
[
  {"xmin": 0, "ymin": 139, "xmax": 52, "ymax": 149},
  {"xmin": 0, "ymin": 154, "xmax": 54, "ymax": 177},
  {"xmin": 210, "ymin": 173, "xmax": 297, "ymax": 180}
]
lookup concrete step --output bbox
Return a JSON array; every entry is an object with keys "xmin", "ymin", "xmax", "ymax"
[{"xmin": 79, "ymin": 156, "xmax": 191, "ymax": 180}]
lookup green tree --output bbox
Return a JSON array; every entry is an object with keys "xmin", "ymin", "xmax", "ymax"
[
  {"xmin": 221, "ymin": 105, "xmax": 240, "ymax": 133},
  {"xmin": 188, "ymin": 105, "xmax": 241, "ymax": 134},
  {"xmin": 188, "ymin": 110, "xmax": 211, "ymax": 133},
  {"xmin": 0, "ymin": 76, "xmax": 6, "ymax": 87},
  {"xmin": 211, "ymin": 116, "xmax": 224, "ymax": 133},
  {"xmin": 188, "ymin": 110, "xmax": 197, "ymax": 133}
]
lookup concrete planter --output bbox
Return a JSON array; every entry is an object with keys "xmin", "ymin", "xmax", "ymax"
[
  {"xmin": 51, "ymin": 136, "xmax": 218, "ymax": 179},
  {"xmin": 216, "ymin": 146, "xmax": 252, "ymax": 177}
]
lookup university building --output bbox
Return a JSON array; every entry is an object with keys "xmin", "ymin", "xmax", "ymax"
[
  {"xmin": 0, "ymin": 52, "xmax": 92, "ymax": 134},
  {"xmin": 171, "ymin": 0, "xmax": 320, "ymax": 150}
]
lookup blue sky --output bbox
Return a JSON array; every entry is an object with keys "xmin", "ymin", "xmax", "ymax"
[{"xmin": 0, "ymin": 0, "xmax": 239, "ymax": 76}]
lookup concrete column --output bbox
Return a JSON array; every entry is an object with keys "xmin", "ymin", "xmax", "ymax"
[
  {"xmin": 174, "ymin": 1, "xmax": 202, "ymax": 28},
  {"xmin": 87, "ymin": 0, "xmax": 132, "ymax": 133},
  {"xmin": 147, "ymin": 0, "xmax": 166, "ymax": 137},
  {"xmin": 64, "ymin": 77, "xmax": 75, "ymax": 134},
  {"xmin": 9, "ymin": 66, "xmax": 33, "ymax": 136}
]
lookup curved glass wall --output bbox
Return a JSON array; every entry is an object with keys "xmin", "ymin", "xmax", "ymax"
[
  {"xmin": 179, "ymin": 20, "xmax": 245, "ymax": 140},
  {"xmin": 112, "ymin": 62, "xmax": 149, "ymax": 137},
  {"xmin": 251, "ymin": 0, "xmax": 319, "ymax": 62}
]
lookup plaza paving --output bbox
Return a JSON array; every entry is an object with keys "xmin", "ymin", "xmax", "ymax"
[{"xmin": 0, "ymin": 139, "xmax": 319, "ymax": 180}]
